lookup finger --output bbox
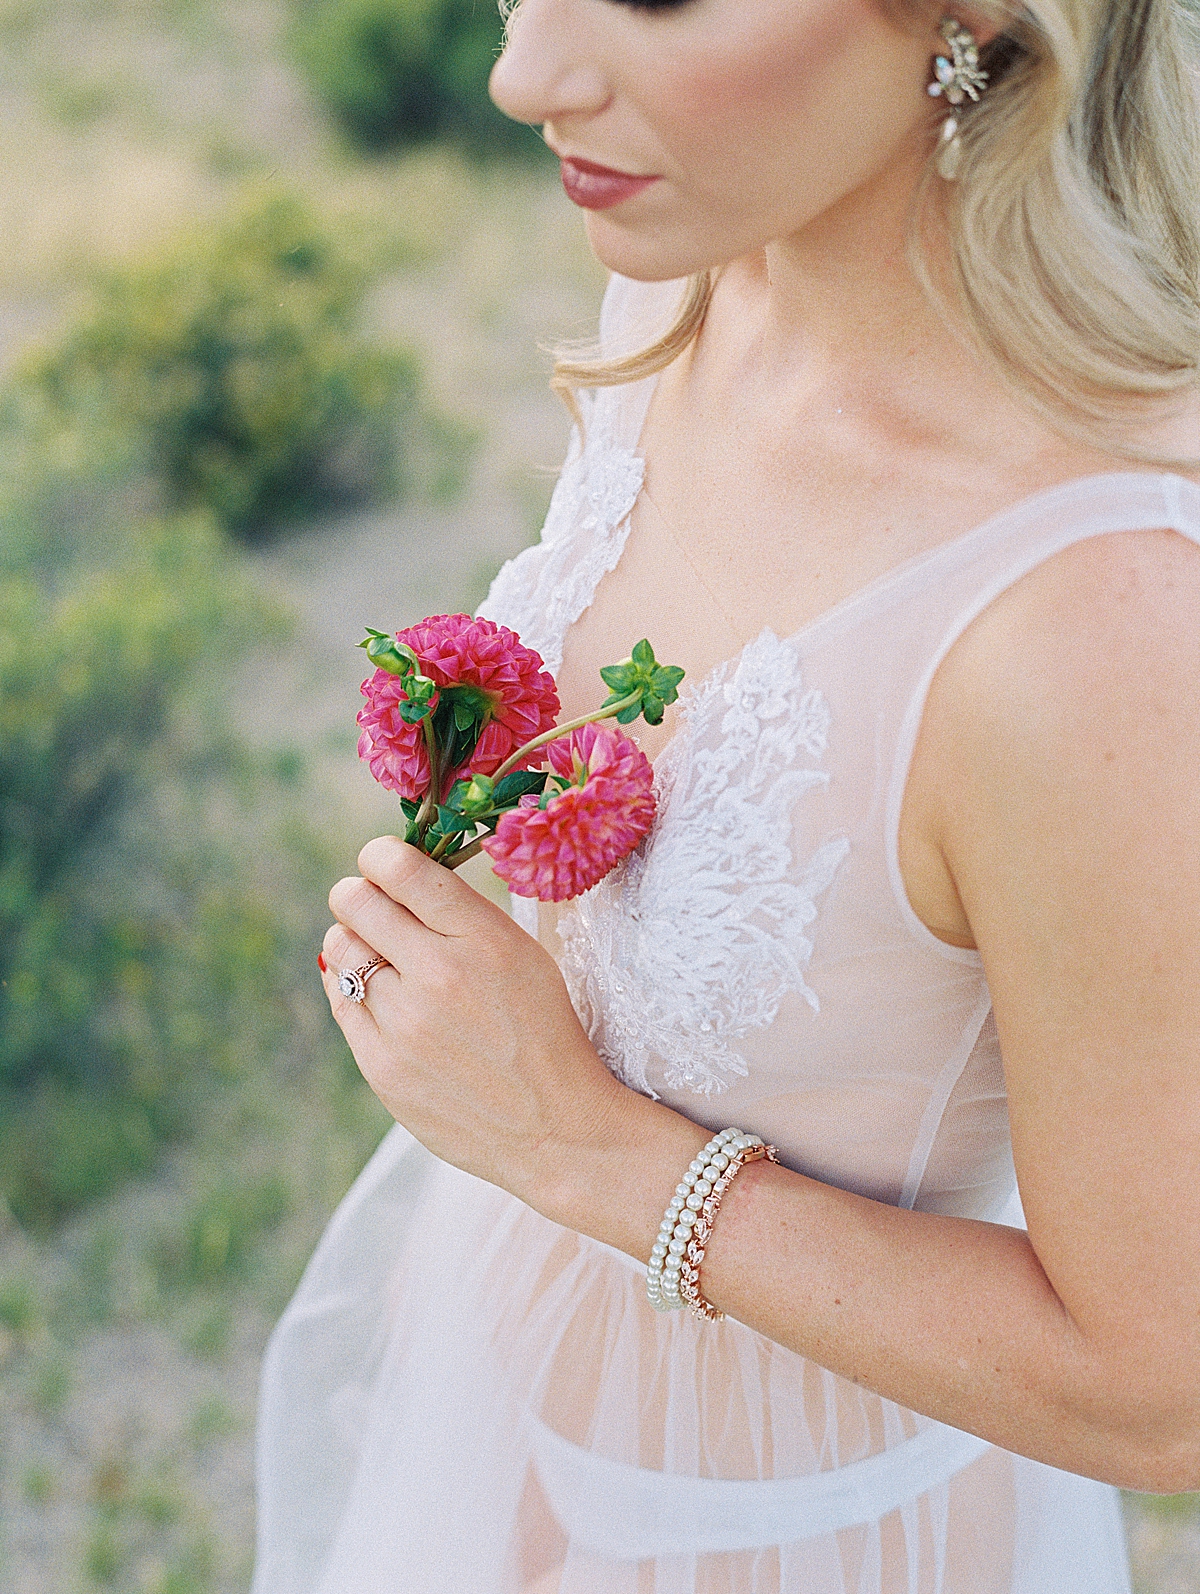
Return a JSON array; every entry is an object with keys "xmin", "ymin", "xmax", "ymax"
[
  {"xmin": 320, "ymin": 922, "xmax": 385, "ymax": 1035},
  {"xmin": 321, "ymin": 920, "xmax": 402, "ymax": 1007},
  {"xmin": 328, "ymin": 874, "xmax": 428, "ymax": 970},
  {"xmin": 357, "ymin": 835, "xmax": 495, "ymax": 937},
  {"xmin": 321, "ymin": 920, "xmax": 377, "ymax": 977}
]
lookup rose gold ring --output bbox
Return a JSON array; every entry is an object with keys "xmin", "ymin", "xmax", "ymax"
[{"xmin": 336, "ymin": 955, "xmax": 387, "ymax": 1004}]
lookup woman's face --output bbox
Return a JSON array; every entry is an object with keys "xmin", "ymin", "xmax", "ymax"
[{"xmin": 489, "ymin": 0, "xmax": 953, "ymax": 281}]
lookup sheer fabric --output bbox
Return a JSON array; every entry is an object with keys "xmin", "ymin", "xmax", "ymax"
[{"xmin": 252, "ymin": 275, "xmax": 1195, "ymax": 1593}]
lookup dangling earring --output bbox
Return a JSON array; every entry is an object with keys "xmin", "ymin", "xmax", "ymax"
[{"xmin": 927, "ymin": 18, "xmax": 990, "ymax": 181}]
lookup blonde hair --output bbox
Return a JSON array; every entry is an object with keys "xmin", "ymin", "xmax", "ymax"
[{"xmin": 552, "ymin": 0, "xmax": 1200, "ymax": 462}]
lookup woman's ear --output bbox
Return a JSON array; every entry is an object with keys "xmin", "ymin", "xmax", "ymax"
[
  {"xmin": 946, "ymin": 7, "xmax": 1008, "ymax": 49},
  {"xmin": 890, "ymin": 2, "xmax": 1006, "ymax": 51}
]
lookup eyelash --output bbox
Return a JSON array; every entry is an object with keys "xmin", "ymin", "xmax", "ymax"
[{"xmin": 604, "ymin": 0, "xmax": 693, "ymax": 10}]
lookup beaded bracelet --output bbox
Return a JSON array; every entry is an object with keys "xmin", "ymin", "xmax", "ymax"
[
  {"xmin": 678, "ymin": 1141, "xmax": 779, "ymax": 1321},
  {"xmin": 645, "ymin": 1128, "xmax": 778, "ymax": 1319}
]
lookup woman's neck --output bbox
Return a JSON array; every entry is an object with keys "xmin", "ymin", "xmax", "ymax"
[{"xmin": 719, "ymin": 151, "xmax": 1028, "ymax": 458}]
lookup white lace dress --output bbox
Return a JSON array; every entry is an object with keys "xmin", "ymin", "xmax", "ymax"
[{"xmin": 251, "ymin": 276, "xmax": 1198, "ymax": 1593}]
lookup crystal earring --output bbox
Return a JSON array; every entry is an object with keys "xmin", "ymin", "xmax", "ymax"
[{"xmin": 927, "ymin": 18, "xmax": 990, "ymax": 180}]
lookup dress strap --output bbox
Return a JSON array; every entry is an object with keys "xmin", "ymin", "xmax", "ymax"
[
  {"xmin": 884, "ymin": 471, "xmax": 1200, "ymax": 963},
  {"xmin": 477, "ymin": 275, "xmax": 682, "ymax": 673}
]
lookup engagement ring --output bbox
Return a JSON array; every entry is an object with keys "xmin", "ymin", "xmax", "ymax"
[{"xmin": 337, "ymin": 956, "xmax": 387, "ymax": 1003}]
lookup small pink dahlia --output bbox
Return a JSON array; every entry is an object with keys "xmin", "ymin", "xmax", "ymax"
[
  {"xmin": 357, "ymin": 614, "xmax": 560, "ymax": 802},
  {"xmin": 483, "ymin": 722, "xmax": 656, "ymax": 902}
]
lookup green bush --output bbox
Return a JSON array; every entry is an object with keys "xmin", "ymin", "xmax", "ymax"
[
  {"xmin": 15, "ymin": 191, "xmax": 424, "ymax": 540},
  {"xmin": 291, "ymin": 0, "xmax": 541, "ymax": 157},
  {"xmin": 0, "ymin": 513, "xmax": 264, "ymax": 1090},
  {"xmin": 0, "ymin": 191, "xmax": 415, "ymax": 1228},
  {"xmin": 153, "ymin": 1177, "xmax": 293, "ymax": 1290},
  {"xmin": 0, "ymin": 498, "xmax": 305, "ymax": 1225}
]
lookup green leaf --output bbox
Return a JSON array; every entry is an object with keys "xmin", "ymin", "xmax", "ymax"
[
  {"xmin": 359, "ymin": 630, "xmax": 424, "ymax": 678},
  {"xmin": 399, "ymin": 798, "xmax": 420, "ymax": 821},
  {"xmin": 599, "ymin": 662, "xmax": 637, "ymax": 693},
  {"xmin": 492, "ymin": 769, "xmax": 547, "ymax": 805},
  {"xmin": 654, "ymin": 665, "xmax": 685, "ymax": 701},
  {"xmin": 452, "ymin": 698, "xmax": 477, "ymax": 732},
  {"xmin": 403, "ymin": 819, "xmax": 420, "ymax": 846},
  {"xmin": 395, "ymin": 671, "xmax": 438, "ymax": 724},
  {"xmin": 448, "ymin": 726, "xmax": 476, "ymax": 770},
  {"xmin": 435, "ymin": 806, "xmax": 477, "ymax": 835},
  {"xmin": 364, "ymin": 638, "xmax": 409, "ymax": 676},
  {"xmin": 598, "ymin": 641, "xmax": 685, "ymax": 726}
]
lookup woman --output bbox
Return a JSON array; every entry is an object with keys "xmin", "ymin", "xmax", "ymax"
[{"xmin": 253, "ymin": 3, "xmax": 1200, "ymax": 1590}]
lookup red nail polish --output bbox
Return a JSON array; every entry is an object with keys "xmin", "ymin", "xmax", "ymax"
[{"xmin": 317, "ymin": 952, "xmax": 327, "ymax": 973}]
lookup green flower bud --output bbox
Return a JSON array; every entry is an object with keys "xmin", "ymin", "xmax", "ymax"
[
  {"xmin": 599, "ymin": 638, "xmax": 685, "ymax": 723},
  {"xmin": 459, "ymin": 774, "xmax": 496, "ymax": 816},
  {"xmin": 397, "ymin": 671, "xmax": 438, "ymax": 725},
  {"xmin": 358, "ymin": 628, "xmax": 425, "ymax": 680}
]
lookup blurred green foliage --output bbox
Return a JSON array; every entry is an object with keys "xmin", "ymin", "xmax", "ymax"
[
  {"xmin": 0, "ymin": 185, "xmax": 420, "ymax": 1230},
  {"xmin": 0, "ymin": 340, "xmax": 355, "ymax": 1226},
  {"xmin": 153, "ymin": 1177, "xmax": 292, "ymax": 1290},
  {"xmin": 13, "ymin": 191, "xmax": 425, "ymax": 540},
  {"xmin": 0, "ymin": 485, "xmax": 291, "ymax": 1225},
  {"xmin": 290, "ymin": 0, "xmax": 540, "ymax": 157}
]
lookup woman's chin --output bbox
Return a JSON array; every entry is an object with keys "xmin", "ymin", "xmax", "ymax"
[{"xmin": 581, "ymin": 213, "xmax": 729, "ymax": 283}]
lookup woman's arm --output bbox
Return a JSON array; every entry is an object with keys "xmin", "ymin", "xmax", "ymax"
[{"xmin": 324, "ymin": 528, "xmax": 1200, "ymax": 1495}]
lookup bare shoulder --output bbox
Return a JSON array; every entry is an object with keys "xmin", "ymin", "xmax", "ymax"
[
  {"xmin": 935, "ymin": 525, "xmax": 1200, "ymax": 760},
  {"xmin": 900, "ymin": 524, "xmax": 1200, "ymax": 950},
  {"xmin": 925, "ymin": 523, "xmax": 1200, "ymax": 960}
]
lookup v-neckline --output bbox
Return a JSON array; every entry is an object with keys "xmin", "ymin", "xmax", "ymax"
[
  {"xmin": 624, "ymin": 465, "xmax": 1194, "ymax": 776},
  {"xmin": 569, "ymin": 369, "xmax": 1196, "ymax": 776}
]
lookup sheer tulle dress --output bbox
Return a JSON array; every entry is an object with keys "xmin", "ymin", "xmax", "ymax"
[{"xmin": 250, "ymin": 276, "xmax": 1195, "ymax": 1593}]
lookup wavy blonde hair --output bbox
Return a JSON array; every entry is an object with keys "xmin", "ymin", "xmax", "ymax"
[{"xmin": 552, "ymin": 0, "xmax": 1200, "ymax": 462}]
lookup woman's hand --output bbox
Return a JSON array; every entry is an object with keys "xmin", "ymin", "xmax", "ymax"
[{"xmin": 320, "ymin": 836, "xmax": 643, "ymax": 1214}]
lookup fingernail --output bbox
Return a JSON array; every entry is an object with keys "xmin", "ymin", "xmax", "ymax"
[{"xmin": 317, "ymin": 952, "xmax": 327, "ymax": 973}]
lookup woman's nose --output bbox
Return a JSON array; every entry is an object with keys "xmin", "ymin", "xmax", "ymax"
[{"xmin": 489, "ymin": 0, "xmax": 611, "ymax": 127}]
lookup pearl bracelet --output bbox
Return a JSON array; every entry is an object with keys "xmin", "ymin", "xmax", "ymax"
[
  {"xmin": 678, "ymin": 1140, "xmax": 779, "ymax": 1321},
  {"xmin": 646, "ymin": 1128, "xmax": 778, "ymax": 1319}
]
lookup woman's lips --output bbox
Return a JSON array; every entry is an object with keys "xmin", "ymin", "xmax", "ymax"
[{"xmin": 559, "ymin": 157, "xmax": 660, "ymax": 210}]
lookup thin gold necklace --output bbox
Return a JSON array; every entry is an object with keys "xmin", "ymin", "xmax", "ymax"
[{"xmin": 638, "ymin": 485, "xmax": 749, "ymax": 650}]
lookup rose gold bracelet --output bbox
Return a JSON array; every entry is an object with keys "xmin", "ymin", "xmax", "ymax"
[{"xmin": 678, "ymin": 1142, "xmax": 780, "ymax": 1322}]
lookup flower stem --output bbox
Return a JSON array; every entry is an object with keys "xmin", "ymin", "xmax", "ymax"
[
  {"xmin": 414, "ymin": 714, "xmax": 442, "ymax": 844},
  {"xmin": 442, "ymin": 837, "xmax": 485, "ymax": 870},
  {"xmin": 428, "ymin": 830, "xmax": 458, "ymax": 863},
  {"xmin": 490, "ymin": 692, "xmax": 641, "ymax": 783}
]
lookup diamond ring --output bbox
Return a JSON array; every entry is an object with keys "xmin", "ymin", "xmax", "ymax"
[{"xmin": 336, "ymin": 955, "xmax": 387, "ymax": 1003}]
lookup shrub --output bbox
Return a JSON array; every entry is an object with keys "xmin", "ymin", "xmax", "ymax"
[
  {"xmin": 15, "ymin": 191, "xmax": 424, "ymax": 540},
  {"xmin": 0, "ymin": 513, "xmax": 265, "ymax": 1088},
  {"xmin": 291, "ymin": 0, "xmax": 541, "ymax": 157},
  {"xmin": 0, "ymin": 498, "xmax": 304, "ymax": 1225},
  {"xmin": 0, "ymin": 414, "xmax": 353, "ymax": 1221}
]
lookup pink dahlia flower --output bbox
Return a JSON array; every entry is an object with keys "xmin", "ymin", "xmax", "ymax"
[
  {"xmin": 357, "ymin": 614, "xmax": 559, "ymax": 801},
  {"xmin": 483, "ymin": 722, "xmax": 656, "ymax": 902}
]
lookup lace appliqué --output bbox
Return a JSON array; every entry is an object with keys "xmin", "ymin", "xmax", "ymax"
[
  {"xmin": 559, "ymin": 630, "xmax": 851, "ymax": 1097},
  {"xmin": 479, "ymin": 391, "xmax": 645, "ymax": 674}
]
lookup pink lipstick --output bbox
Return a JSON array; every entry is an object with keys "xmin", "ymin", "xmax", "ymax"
[{"xmin": 559, "ymin": 156, "xmax": 660, "ymax": 211}]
